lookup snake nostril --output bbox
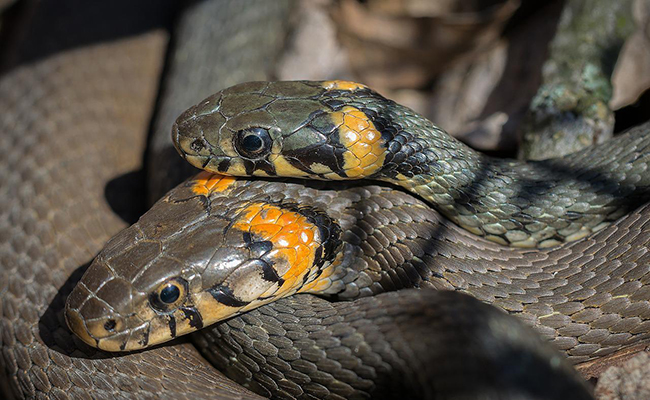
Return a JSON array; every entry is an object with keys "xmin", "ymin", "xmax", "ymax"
[
  {"xmin": 104, "ymin": 319, "xmax": 117, "ymax": 332},
  {"xmin": 190, "ymin": 139, "xmax": 204, "ymax": 152}
]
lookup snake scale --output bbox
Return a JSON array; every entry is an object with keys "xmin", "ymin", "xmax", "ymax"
[{"xmin": 0, "ymin": 0, "xmax": 645, "ymax": 399}]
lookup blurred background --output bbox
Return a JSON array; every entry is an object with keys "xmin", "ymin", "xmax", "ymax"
[{"xmin": 279, "ymin": 0, "xmax": 650, "ymax": 157}]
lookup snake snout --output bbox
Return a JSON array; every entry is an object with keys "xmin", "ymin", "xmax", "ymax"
[
  {"xmin": 65, "ymin": 281, "xmax": 141, "ymax": 351},
  {"xmin": 172, "ymin": 109, "xmax": 208, "ymax": 163},
  {"xmin": 65, "ymin": 252, "xmax": 153, "ymax": 351},
  {"xmin": 172, "ymin": 91, "xmax": 233, "ymax": 170},
  {"xmin": 172, "ymin": 105, "xmax": 234, "ymax": 172}
]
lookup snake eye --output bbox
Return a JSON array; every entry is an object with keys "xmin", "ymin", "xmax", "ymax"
[
  {"xmin": 234, "ymin": 127, "xmax": 272, "ymax": 159},
  {"xmin": 150, "ymin": 278, "xmax": 187, "ymax": 312}
]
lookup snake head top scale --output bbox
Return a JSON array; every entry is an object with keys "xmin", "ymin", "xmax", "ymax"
[{"xmin": 65, "ymin": 173, "xmax": 343, "ymax": 352}]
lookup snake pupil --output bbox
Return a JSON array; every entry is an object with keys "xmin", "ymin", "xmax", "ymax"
[
  {"xmin": 243, "ymin": 134, "xmax": 262, "ymax": 151},
  {"xmin": 160, "ymin": 284, "xmax": 180, "ymax": 304},
  {"xmin": 235, "ymin": 127, "xmax": 271, "ymax": 158}
]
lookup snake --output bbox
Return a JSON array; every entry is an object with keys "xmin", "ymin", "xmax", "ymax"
[{"xmin": 0, "ymin": 0, "xmax": 639, "ymax": 399}]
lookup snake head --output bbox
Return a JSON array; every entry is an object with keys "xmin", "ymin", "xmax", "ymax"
[
  {"xmin": 65, "ymin": 173, "xmax": 342, "ymax": 352},
  {"xmin": 173, "ymin": 80, "xmax": 398, "ymax": 180}
]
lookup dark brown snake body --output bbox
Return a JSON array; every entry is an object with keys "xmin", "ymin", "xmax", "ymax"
[{"xmin": 0, "ymin": 1, "xmax": 643, "ymax": 399}]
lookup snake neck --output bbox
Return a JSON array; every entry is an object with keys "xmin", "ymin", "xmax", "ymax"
[{"xmin": 369, "ymin": 101, "xmax": 650, "ymax": 247}]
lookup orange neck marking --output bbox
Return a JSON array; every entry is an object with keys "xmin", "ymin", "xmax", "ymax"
[
  {"xmin": 232, "ymin": 203, "xmax": 322, "ymax": 295},
  {"xmin": 191, "ymin": 171, "xmax": 237, "ymax": 196},
  {"xmin": 331, "ymin": 105, "xmax": 386, "ymax": 178},
  {"xmin": 322, "ymin": 80, "xmax": 368, "ymax": 91}
]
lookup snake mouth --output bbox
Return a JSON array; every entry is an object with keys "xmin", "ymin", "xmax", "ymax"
[{"xmin": 63, "ymin": 258, "xmax": 162, "ymax": 352}]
